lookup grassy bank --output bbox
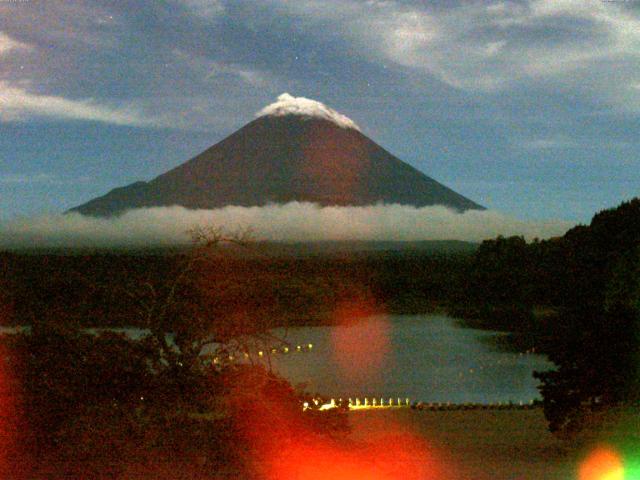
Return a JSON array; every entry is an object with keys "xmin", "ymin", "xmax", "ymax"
[
  {"xmin": 21, "ymin": 406, "xmax": 640, "ymax": 478},
  {"xmin": 348, "ymin": 408, "xmax": 637, "ymax": 479}
]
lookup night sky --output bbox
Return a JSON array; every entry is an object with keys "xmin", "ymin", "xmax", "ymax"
[{"xmin": 2, "ymin": 0, "xmax": 640, "ymax": 223}]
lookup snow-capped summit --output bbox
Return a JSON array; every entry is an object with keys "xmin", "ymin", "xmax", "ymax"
[
  {"xmin": 70, "ymin": 103, "xmax": 483, "ymax": 217},
  {"xmin": 256, "ymin": 93, "xmax": 360, "ymax": 131}
]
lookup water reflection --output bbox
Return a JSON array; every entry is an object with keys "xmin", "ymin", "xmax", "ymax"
[{"xmin": 269, "ymin": 315, "xmax": 552, "ymax": 404}]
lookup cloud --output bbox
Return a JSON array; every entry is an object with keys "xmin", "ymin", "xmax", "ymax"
[
  {"xmin": 180, "ymin": 0, "xmax": 225, "ymax": 18},
  {"xmin": 209, "ymin": 65, "xmax": 266, "ymax": 88},
  {"xmin": 0, "ymin": 173, "xmax": 57, "ymax": 185},
  {"xmin": 0, "ymin": 203, "xmax": 573, "ymax": 248},
  {"xmin": 0, "ymin": 32, "xmax": 30, "ymax": 55},
  {"xmin": 0, "ymin": 5, "xmax": 269, "ymax": 131},
  {"xmin": 0, "ymin": 173, "xmax": 91, "ymax": 185},
  {"xmin": 516, "ymin": 135, "xmax": 580, "ymax": 150},
  {"xmin": 256, "ymin": 93, "xmax": 361, "ymax": 131},
  {"xmin": 172, "ymin": 48, "xmax": 268, "ymax": 88},
  {"xmin": 270, "ymin": 0, "xmax": 640, "ymax": 107},
  {"xmin": 0, "ymin": 81, "xmax": 159, "ymax": 126}
]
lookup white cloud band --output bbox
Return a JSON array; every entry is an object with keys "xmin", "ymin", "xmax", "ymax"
[{"xmin": 0, "ymin": 202, "xmax": 573, "ymax": 248}]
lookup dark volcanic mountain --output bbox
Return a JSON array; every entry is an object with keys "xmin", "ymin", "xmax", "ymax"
[{"xmin": 70, "ymin": 114, "xmax": 483, "ymax": 216}]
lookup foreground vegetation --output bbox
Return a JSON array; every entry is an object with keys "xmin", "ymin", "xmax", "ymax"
[
  {"xmin": 462, "ymin": 199, "xmax": 640, "ymax": 436},
  {"xmin": 1, "ymin": 230, "xmax": 351, "ymax": 478},
  {"xmin": 1, "ymin": 198, "xmax": 640, "ymax": 475},
  {"xmin": 3, "ymin": 324, "xmax": 349, "ymax": 478}
]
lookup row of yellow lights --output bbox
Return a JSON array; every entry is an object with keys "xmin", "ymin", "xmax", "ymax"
[
  {"xmin": 207, "ymin": 343, "xmax": 314, "ymax": 364},
  {"xmin": 304, "ymin": 398, "xmax": 539, "ymax": 412},
  {"xmin": 258, "ymin": 343, "xmax": 313, "ymax": 357},
  {"xmin": 303, "ymin": 397, "xmax": 411, "ymax": 411}
]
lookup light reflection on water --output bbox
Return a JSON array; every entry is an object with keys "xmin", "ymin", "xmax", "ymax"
[{"xmin": 268, "ymin": 315, "xmax": 553, "ymax": 404}]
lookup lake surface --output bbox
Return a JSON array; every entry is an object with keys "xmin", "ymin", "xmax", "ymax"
[
  {"xmin": 266, "ymin": 315, "xmax": 553, "ymax": 404},
  {"xmin": 0, "ymin": 315, "xmax": 553, "ymax": 404}
]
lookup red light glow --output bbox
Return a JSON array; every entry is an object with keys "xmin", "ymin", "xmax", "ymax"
[
  {"xmin": 227, "ymin": 363, "xmax": 454, "ymax": 480},
  {"xmin": 330, "ymin": 300, "xmax": 391, "ymax": 383},
  {"xmin": 300, "ymin": 122, "xmax": 370, "ymax": 205},
  {"xmin": 265, "ymin": 425, "xmax": 450, "ymax": 480}
]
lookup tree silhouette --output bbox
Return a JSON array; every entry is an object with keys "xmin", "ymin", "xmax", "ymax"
[{"xmin": 534, "ymin": 199, "xmax": 640, "ymax": 435}]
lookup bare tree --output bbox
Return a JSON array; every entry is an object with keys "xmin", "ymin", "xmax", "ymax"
[{"xmin": 127, "ymin": 225, "xmax": 290, "ymax": 375}]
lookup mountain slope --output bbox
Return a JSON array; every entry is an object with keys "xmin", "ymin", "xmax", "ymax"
[{"xmin": 70, "ymin": 111, "xmax": 483, "ymax": 216}]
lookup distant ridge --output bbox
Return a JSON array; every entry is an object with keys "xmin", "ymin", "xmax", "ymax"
[
  {"xmin": 4, "ymin": 240, "xmax": 479, "ymax": 257},
  {"xmin": 70, "ymin": 95, "xmax": 484, "ymax": 217}
]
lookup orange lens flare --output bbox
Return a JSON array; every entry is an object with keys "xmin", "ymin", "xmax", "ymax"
[
  {"xmin": 579, "ymin": 446, "xmax": 625, "ymax": 480},
  {"xmin": 227, "ymin": 363, "xmax": 453, "ymax": 480},
  {"xmin": 330, "ymin": 301, "xmax": 391, "ymax": 382},
  {"xmin": 270, "ymin": 443, "xmax": 388, "ymax": 480},
  {"xmin": 266, "ymin": 428, "xmax": 448, "ymax": 480}
]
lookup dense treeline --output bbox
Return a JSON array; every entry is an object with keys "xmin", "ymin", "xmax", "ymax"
[
  {"xmin": 457, "ymin": 199, "xmax": 640, "ymax": 329},
  {"xmin": 0, "ymin": 248, "xmax": 473, "ymax": 328},
  {"xmin": 458, "ymin": 199, "xmax": 640, "ymax": 434},
  {"xmin": 532, "ymin": 199, "xmax": 640, "ymax": 434}
]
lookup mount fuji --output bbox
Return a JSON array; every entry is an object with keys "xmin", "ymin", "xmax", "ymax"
[{"xmin": 70, "ymin": 94, "xmax": 483, "ymax": 217}]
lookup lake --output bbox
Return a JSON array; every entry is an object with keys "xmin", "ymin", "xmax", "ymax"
[
  {"xmin": 266, "ymin": 315, "xmax": 553, "ymax": 405},
  {"xmin": 1, "ymin": 314, "xmax": 553, "ymax": 404}
]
